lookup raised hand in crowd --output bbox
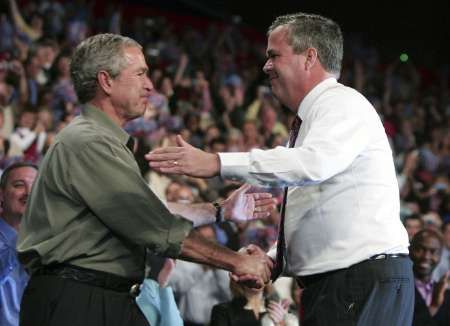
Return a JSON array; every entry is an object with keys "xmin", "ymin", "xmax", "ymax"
[
  {"xmin": 266, "ymin": 299, "xmax": 291, "ymax": 325},
  {"xmin": 429, "ymin": 271, "xmax": 450, "ymax": 316}
]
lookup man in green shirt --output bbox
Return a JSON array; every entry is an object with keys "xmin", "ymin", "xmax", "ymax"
[{"xmin": 17, "ymin": 33, "xmax": 273, "ymax": 326}]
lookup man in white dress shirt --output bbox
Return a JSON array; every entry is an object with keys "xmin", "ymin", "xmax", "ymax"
[{"xmin": 146, "ymin": 12, "xmax": 414, "ymax": 325}]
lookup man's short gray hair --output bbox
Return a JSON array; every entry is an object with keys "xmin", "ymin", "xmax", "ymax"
[
  {"xmin": 70, "ymin": 33, "xmax": 141, "ymax": 104},
  {"xmin": 268, "ymin": 13, "xmax": 343, "ymax": 77}
]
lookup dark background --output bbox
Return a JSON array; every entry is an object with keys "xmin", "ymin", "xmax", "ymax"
[{"xmin": 122, "ymin": 0, "xmax": 450, "ymax": 67}]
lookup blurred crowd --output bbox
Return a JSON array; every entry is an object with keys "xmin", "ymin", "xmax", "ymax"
[{"xmin": 0, "ymin": 0, "xmax": 449, "ymax": 325}]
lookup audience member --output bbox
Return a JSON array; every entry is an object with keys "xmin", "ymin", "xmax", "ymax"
[
  {"xmin": 410, "ymin": 229, "xmax": 450, "ymax": 325},
  {"xmin": 0, "ymin": 162, "xmax": 37, "ymax": 326}
]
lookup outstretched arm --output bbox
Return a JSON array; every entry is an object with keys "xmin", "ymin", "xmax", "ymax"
[{"xmin": 167, "ymin": 184, "xmax": 276, "ymax": 227}]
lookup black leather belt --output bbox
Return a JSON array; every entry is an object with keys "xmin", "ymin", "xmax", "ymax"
[
  {"xmin": 368, "ymin": 253, "xmax": 409, "ymax": 260},
  {"xmin": 296, "ymin": 253, "xmax": 409, "ymax": 288},
  {"xmin": 33, "ymin": 264, "xmax": 142, "ymax": 297}
]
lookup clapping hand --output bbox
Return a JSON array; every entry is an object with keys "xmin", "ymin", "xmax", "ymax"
[
  {"xmin": 430, "ymin": 271, "xmax": 449, "ymax": 316},
  {"xmin": 267, "ymin": 299, "xmax": 290, "ymax": 325}
]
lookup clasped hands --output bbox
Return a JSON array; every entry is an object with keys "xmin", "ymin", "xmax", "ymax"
[{"xmin": 232, "ymin": 244, "xmax": 274, "ymax": 289}]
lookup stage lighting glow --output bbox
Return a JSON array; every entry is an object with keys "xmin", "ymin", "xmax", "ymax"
[{"xmin": 400, "ymin": 53, "xmax": 409, "ymax": 62}]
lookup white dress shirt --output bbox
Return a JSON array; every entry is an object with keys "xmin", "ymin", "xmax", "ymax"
[{"xmin": 219, "ymin": 78, "xmax": 409, "ymax": 276}]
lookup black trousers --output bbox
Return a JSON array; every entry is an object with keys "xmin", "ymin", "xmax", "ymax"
[
  {"xmin": 300, "ymin": 256, "xmax": 414, "ymax": 326},
  {"xmin": 20, "ymin": 274, "xmax": 149, "ymax": 326}
]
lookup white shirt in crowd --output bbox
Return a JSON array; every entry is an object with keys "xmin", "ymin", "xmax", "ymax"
[
  {"xmin": 169, "ymin": 260, "xmax": 231, "ymax": 324},
  {"xmin": 10, "ymin": 127, "xmax": 46, "ymax": 153},
  {"xmin": 219, "ymin": 77, "xmax": 409, "ymax": 276}
]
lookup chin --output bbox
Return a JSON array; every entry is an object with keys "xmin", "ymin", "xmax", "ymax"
[{"xmin": 134, "ymin": 107, "xmax": 146, "ymax": 117}]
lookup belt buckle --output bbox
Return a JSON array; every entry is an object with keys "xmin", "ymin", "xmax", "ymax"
[
  {"xmin": 370, "ymin": 253, "xmax": 387, "ymax": 260},
  {"xmin": 129, "ymin": 283, "xmax": 141, "ymax": 298}
]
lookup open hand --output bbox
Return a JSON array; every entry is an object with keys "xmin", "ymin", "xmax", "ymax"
[
  {"xmin": 222, "ymin": 184, "xmax": 277, "ymax": 222},
  {"xmin": 145, "ymin": 135, "xmax": 220, "ymax": 177}
]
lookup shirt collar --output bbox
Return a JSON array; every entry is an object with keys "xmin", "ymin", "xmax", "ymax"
[
  {"xmin": 415, "ymin": 277, "xmax": 434, "ymax": 306},
  {"xmin": 82, "ymin": 104, "xmax": 131, "ymax": 147},
  {"xmin": 0, "ymin": 217, "xmax": 18, "ymax": 247},
  {"xmin": 297, "ymin": 77, "xmax": 337, "ymax": 121},
  {"xmin": 415, "ymin": 277, "xmax": 434, "ymax": 291}
]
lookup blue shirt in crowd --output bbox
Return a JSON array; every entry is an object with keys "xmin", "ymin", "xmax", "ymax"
[{"xmin": 0, "ymin": 218, "xmax": 29, "ymax": 326}]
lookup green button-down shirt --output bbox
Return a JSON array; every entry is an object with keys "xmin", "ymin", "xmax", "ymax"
[{"xmin": 17, "ymin": 105, "xmax": 193, "ymax": 279}]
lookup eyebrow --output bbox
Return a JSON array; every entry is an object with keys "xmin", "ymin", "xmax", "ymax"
[
  {"xmin": 266, "ymin": 49, "xmax": 276, "ymax": 57},
  {"xmin": 137, "ymin": 67, "xmax": 148, "ymax": 74}
]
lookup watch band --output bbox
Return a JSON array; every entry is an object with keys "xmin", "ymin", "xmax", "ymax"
[{"xmin": 213, "ymin": 201, "xmax": 224, "ymax": 223}]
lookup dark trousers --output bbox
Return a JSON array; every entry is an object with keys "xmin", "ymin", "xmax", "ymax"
[
  {"xmin": 20, "ymin": 274, "xmax": 149, "ymax": 326},
  {"xmin": 300, "ymin": 256, "xmax": 414, "ymax": 326}
]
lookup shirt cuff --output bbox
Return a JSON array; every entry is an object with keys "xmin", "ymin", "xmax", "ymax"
[
  {"xmin": 162, "ymin": 215, "xmax": 194, "ymax": 258},
  {"xmin": 218, "ymin": 152, "xmax": 251, "ymax": 182}
]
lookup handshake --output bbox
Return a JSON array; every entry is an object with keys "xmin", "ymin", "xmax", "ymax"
[{"xmin": 231, "ymin": 244, "xmax": 275, "ymax": 289}]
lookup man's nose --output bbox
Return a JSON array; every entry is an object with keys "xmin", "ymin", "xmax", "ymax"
[
  {"xmin": 263, "ymin": 60, "xmax": 273, "ymax": 74},
  {"xmin": 145, "ymin": 76, "xmax": 154, "ymax": 93},
  {"xmin": 423, "ymin": 249, "xmax": 434, "ymax": 259},
  {"xmin": 24, "ymin": 182, "xmax": 33, "ymax": 195}
]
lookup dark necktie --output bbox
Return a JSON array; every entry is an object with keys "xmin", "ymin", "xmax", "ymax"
[{"xmin": 272, "ymin": 116, "xmax": 302, "ymax": 281}]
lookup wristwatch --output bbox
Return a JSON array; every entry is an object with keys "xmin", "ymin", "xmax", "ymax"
[{"xmin": 213, "ymin": 201, "xmax": 224, "ymax": 224}]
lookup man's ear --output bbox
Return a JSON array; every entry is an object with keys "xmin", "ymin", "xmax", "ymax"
[
  {"xmin": 304, "ymin": 48, "xmax": 318, "ymax": 70},
  {"xmin": 97, "ymin": 70, "xmax": 114, "ymax": 96}
]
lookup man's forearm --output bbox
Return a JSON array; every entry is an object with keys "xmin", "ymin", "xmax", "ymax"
[
  {"xmin": 179, "ymin": 229, "xmax": 238, "ymax": 272},
  {"xmin": 179, "ymin": 230, "xmax": 272, "ymax": 288},
  {"xmin": 167, "ymin": 202, "xmax": 216, "ymax": 227}
]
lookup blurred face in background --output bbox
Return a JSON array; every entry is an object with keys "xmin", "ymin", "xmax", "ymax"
[
  {"xmin": 260, "ymin": 105, "xmax": 277, "ymax": 131},
  {"xmin": 410, "ymin": 233, "xmax": 442, "ymax": 281},
  {"xmin": 57, "ymin": 56, "xmax": 71, "ymax": 78},
  {"xmin": 165, "ymin": 181, "xmax": 182, "ymax": 202},
  {"xmin": 19, "ymin": 111, "xmax": 36, "ymax": 129},
  {"xmin": 404, "ymin": 217, "xmax": 423, "ymax": 241},
  {"xmin": 0, "ymin": 166, "xmax": 37, "ymax": 222},
  {"xmin": 243, "ymin": 121, "xmax": 259, "ymax": 144},
  {"xmin": 38, "ymin": 110, "xmax": 53, "ymax": 131},
  {"xmin": 174, "ymin": 185, "xmax": 194, "ymax": 204}
]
